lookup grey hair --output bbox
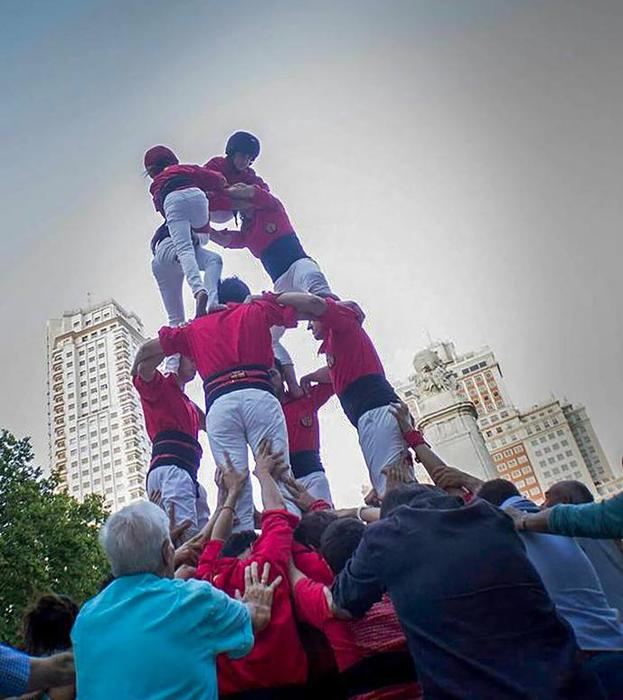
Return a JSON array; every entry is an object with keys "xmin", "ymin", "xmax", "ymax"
[{"xmin": 99, "ymin": 500, "xmax": 171, "ymax": 577}]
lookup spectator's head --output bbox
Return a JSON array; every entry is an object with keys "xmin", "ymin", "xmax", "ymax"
[
  {"xmin": 307, "ymin": 319, "xmax": 326, "ymax": 341},
  {"xmin": 99, "ymin": 501, "xmax": 174, "ymax": 578},
  {"xmin": 478, "ymin": 479, "xmax": 521, "ymax": 507},
  {"xmin": 380, "ymin": 483, "xmax": 445, "ymax": 519},
  {"xmin": 269, "ymin": 360, "xmax": 286, "ymax": 399},
  {"xmin": 22, "ymin": 593, "xmax": 79, "ymax": 656},
  {"xmin": 545, "ymin": 480, "xmax": 595, "ymax": 507},
  {"xmin": 143, "ymin": 145, "xmax": 178, "ymax": 178},
  {"xmin": 294, "ymin": 510, "xmax": 338, "ymax": 549},
  {"xmin": 218, "ymin": 276, "xmax": 251, "ymax": 304},
  {"xmin": 225, "ymin": 131, "xmax": 261, "ymax": 170},
  {"xmin": 320, "ymin": 518, "xmax": 365, "ymax": 575},
  {"xmin": 221, "ymin": 530, "xmax": 259, "ymax": 559},
  {"xmin": 177, "ymin": 355, "xmax": 197, "ymax": 384}
]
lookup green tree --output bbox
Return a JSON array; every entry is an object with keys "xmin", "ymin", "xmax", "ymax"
[{"xmin": 0, "ymin": 429, "xmax": 110, "ymax": 646}]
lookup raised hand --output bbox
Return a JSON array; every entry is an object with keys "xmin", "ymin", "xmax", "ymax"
[
  {"xmin": 220, "ymin": 452, "xmax": 250, "ymax": 496},
  {"xmin": 389, "ymin": 400, "xmax": 415, "ymax": 435},
  {"xmin": 254, "ymin": 439, "xmax": 285, "ymax": 478},
  {"xmin": 282, "ymin": 476, "xmax": 316, "ymax": 512}
]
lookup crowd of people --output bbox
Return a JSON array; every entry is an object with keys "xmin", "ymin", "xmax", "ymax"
[{"xmin": 2, "ymin": 131, "xmax": 623, "ymax": 700}]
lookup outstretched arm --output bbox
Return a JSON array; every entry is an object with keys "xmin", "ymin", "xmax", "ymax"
[
  {"xmin": 254, "ymin": 440, "xmax": 286, "ymax": 512},
  {"xmin": 131, "ymin": 339, "xmax": 165, "ymax": 380},
  {"xmin": 273, "ymin": 292, "xmax": 327, "ymax": 320}
]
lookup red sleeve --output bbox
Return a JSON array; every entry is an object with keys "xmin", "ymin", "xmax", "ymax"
[
  {"xmin": 257, "ymin": 297, "xmax": 298, "ymax": 330},
  {"xmin": 248, "ymin": 169, "xmax": 270, "ymax": 191},
  {"xmin": 309, "ymin": 499, "xmax": 332, "ymax": 513},
  {"xmin": 293, "ymin": 546, "xmax": 335, "ymax": 584},
  {"xmin": 194, "ymin": 165, "xmax": 227, "ymax": 191},
  {"xmin": 310, "ymin": 383, "xmax": 335, "ymax": 410},
  {"xmin": 132, "ymin": 369, "xmax": 165, "ymax": 401},
  {"xmin": 208, "ymin": 193, "xmax": 234, "ymax": 211},
  {"xmin": 320, "ymin": 298, "xmax": 360, "ymax": 332},
  {"xmin": 196, "ymin": 539, "xmax": 224, "ymax": 580},
  {"xmin": 252, "ymin": 509, "xmax": 298, "ymax": 567},
  {"xmin": 204, "ymin": 156, "xmax": 226, "ymax": 171},
  {"xmin": 404, "ymin": 429, "xmax": 429, "ymax": 450},
  {"xmin": 158, "ymin": 325, "xmax": 192, "ymax": 359},
  {"xmin": 294, "ymin": 578, "xmax": 332, "ymax": 628}
]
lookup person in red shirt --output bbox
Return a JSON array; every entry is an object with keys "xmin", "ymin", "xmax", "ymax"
[
  {"xmin": 204, "ymin": 131, "xmax": 269, "ymax": 226},
  {"xmin": 131, "ymin": 281, "xmax": 327, "ymax": 531},
  {"xmin": 205, "ymin": 184, "xmax": 336, "ymax": 398},
  {"xmin": 196, "ymin": 442, "xmax": 308, "ymax": 698},
  {"xmin": 131, "ymin": 348, "xmax": 209, "ymax": 541},
  {"xmin": 269, "ymin": 359, "xmax": 335, "ymax": 504},
  {"xmin": 144, "ymin": 145, "xmax": 226, "ymax": 320}
]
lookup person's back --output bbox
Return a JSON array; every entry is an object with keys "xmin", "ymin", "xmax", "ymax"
[
  {"xmin": 333, "ymin": 487, "xmax": 598, "ymax": 700},
  {"xmin": 577, "ymin": 537, "xmax": 623, "ymax": 618},
  {"xmin": 72, "ymin": 574, "xmax": 250, "ymax": 700},
  {"xmin": 499, "ymin": 495, "xmax": 623, "ymax": 651}
]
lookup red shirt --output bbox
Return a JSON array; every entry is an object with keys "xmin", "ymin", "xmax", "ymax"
[
  {"xmin": 158, "ymin": 298, "xmax": 298, "ymax": 380},
  {"xmin": 149, "ymin": 164, "xmax": 226, "ymax": 214},
  {"xmin": 282, "ymin": 383, "xmax": 334, "ymax": 453},
  {"xmin": 204, "ymin": 155, "xmax": 269, "ymax": 191},
  {"xmin": 293, "ymin": 582, "xmax": 422, "ymax": 700},
  {"xmin": 319, "ymin": 298, "xmax": 386, "ymax": 396},
  {"xmin": 210, "ymin": 187, "xmax": 297, "ymax": 258},
  {"xmin": 132, "ymin": 370, "xmax": 201, "ymax": 441},
  {"xmin": 196, "ymin": 510, "xmax": 308, "ymax": 693},
  {"xmin": 292, "ymin": 542, "xmax": 334, "ymax": 586}
]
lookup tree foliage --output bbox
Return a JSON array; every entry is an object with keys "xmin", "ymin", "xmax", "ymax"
[{"xmin": 0, "ymin": 429, "xmax": 110, "ymax": 646}]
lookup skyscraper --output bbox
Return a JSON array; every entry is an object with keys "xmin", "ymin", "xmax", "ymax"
[
  {"xmin": 47, "ymin": 299, "xmax": 150, "ymax": 510},
  {"xmin": 562, "ymin": 403, "xmax": 613, "ymax": 487}
]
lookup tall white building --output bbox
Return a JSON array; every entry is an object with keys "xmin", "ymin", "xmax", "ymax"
[
  {"xmin": 47, "ymin": 299, "xmax": 150, "ymax": 510},
  {"xmin": 562, "ymin": 403, "xmax": 613, "ymax": 487}
]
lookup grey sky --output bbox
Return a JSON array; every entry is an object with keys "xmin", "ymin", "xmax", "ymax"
[{"xmin": 2, "ymin": 0, "xmax": 622, "ymax": 505}]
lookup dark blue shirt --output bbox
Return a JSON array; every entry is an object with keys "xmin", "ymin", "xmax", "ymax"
[{"xmin": 332, "ymin": 490, "xmax": 602, "ymax": 700}]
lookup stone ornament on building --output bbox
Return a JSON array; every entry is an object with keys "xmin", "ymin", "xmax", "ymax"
[{"xmin": 412, "ymin": 349, "xmax": 458, "ymax": 399}]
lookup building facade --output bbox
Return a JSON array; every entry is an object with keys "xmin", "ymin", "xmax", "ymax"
[
  {"xmin": 397, "ymin": 342, "xmax": 608, "ymax": 503},
  {"xmin": 47, "ymin": 299, "xmax": 150, "ymax": 510}
]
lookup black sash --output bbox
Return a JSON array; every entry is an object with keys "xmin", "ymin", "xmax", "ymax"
[
  {"xmin": 203, "ymin": 364, "xmax": 274, "ymax": 414},
  {"xmin": 156, "ymin": 174, "xmax": 194, "ymax": 211},
  {"xmin": 338, "ymin": 374, "xmax": 400, "ymax": 427},
  {"xmin": 147, "ymin": 430, "xmax": 202, "ymax": 495},
  {"xmin": 290, "ymin": 450, "xmax": 325, "ymax": 478},
  {"xmin": 260, "ymin": 233, "xmax": 308, "ymax": 282}
]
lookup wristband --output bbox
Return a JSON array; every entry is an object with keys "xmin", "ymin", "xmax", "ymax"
[
  {"xmin": 220, "ymin": 505, "xmax": 236, "ymax": 516},
  {"xmin": 356, "ymin": 506, "xmax": 368, "ymax": 522}
]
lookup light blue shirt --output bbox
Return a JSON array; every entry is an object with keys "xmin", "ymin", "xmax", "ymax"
[
  {"xmin": 503, "ymin": 496, "xmax": 623, "ymax": 651},
  {"xmin": 71, "ymin": 573, "xmax": 253, "ymax": 700},
  {"xmin": 0, "ymin": 644, "xmax": 30, "ymax": 698},
  {"xmin": 549, "ymin": 492, "xmax": 623, "ymax": 539}
]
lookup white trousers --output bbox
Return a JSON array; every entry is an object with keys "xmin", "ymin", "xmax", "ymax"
[
  {"xmin": 146, "ymin": 465, "xmax": 211, "ymax": 542},
  {"xmin": 357, "ymin": 405, "xmax": 407, "ymax": 495},
  {"xmin": 152, "ymin": 236, "xmax": 223, "ymax": 327},
  {"xmin": 271, "ymin": 258, "xmax": 333, "ymax": 366},
  {"xmin": 206, "ymin": 388, "xmax": 300, "ymax": 530},
  {"xmin": 298, "ymin": 470, "xmax": 334, "ymax": 506},
  {"xmin": 161, "ymin": 188, "xmax": 221, "ymax": 302}
]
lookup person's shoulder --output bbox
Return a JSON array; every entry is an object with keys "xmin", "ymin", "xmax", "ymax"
[{"xmin": 204, "ymin": 155, "xmax": 226, "ymax": 169}]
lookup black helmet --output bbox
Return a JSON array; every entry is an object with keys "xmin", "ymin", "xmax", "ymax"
[{"xmin": 225, "ymin": 131, "xmax": 261, "ymax": 161}]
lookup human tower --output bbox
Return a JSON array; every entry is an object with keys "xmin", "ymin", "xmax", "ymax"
[{"xmin": 133, "ymin": 131, "xmax": 433, "ymax": 534}]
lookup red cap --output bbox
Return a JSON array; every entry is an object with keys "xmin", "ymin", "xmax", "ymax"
[{"xmin": 144, "ymin": 145, "xmax": 179, "ymax": 170}]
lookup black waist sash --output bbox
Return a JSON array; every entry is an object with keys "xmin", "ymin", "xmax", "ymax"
[
  {"xmin": 150, "ymin": 223, "xmax": 170, "ymax": 253},
  {"xmin": 338, "ymin": 373, "xmax": 400, "ymax": 427},
  {"xmin": 147, "ymin": 430, "xmax": 202, "ymax": 495},
  {"xmin": 203, "ymin": 364, "xmax": 274, "ymax": 414},
  {"xmin": 290, "ymin": 450, "xmax": 325, "ymax": 478},
  {"xmin": 260, "ymin": 233, "xmax": 308, "ymax": 282},
  {"xmin": 157, "ymin": 174, "xmax": 195, "ymax": 212},
  {"xmin": 340, "ymin": 649, "xmax": 418, "ymax": 696}
]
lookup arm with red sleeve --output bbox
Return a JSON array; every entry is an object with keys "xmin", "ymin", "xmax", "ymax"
[
  {"xmin": 158, "ymin": 324, "xmax": 193, "ymax": 359},
  {"xmin": 309, "ymin": 382, "xmax": 335, "ymax": 411},
  {"xmin": 252, "ymin": 510, "xmax": 299, "ymax": 570},
  {"xmin": 192, "ymin": 165, "xmax": 227, "ymax": 192},
  {"xmin": 196, "ymin": 539, "xmax": 224, "ymax": 581}
]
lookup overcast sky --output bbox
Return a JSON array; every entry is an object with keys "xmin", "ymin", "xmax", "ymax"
[{"xmin": 2, "ymin": 0, "xmax": 622, "ymax": 506}]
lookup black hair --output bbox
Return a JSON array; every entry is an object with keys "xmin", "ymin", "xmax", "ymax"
[
  {"xmin": 293, "ymin": 510, "xmax": 338, "ymax": 549},
  {"xmin": 218, "ymin": 276, "xmax": 251, "ymax": 304},
  {"xmin": 320, "ymin": 518, "xmax": 365, "ymax": 575},
  {"xmin": 148, "ymin": 157, "xmax": 176, "ymax": 177},
  {"xmin": 478, "ymin": 479, "xmax": 520, "ymax": 507},
  {"xmin": 221, "ymin": 530, "xmax": 258, "ymax": 558},
  {"xmin": 380, "ymin": 483, "xmax": 440, "ymax": 519},
  {"xmin": 22, "ymin": 593, "xmax": 79, "ymax": 655},
  {"xmin": 550, "ymin": 480, "xmax": 595, "ymax": 505}
]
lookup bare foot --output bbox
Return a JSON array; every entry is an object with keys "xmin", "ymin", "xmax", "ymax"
[{"xmin": 195, "ymin": 291, "xmax": 209, "ymax": 318}]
